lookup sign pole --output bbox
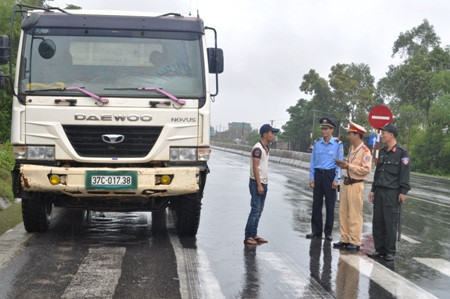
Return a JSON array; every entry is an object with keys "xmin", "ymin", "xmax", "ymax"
[{"xmin": 368, "ymin": 105, "xmax": 393, "ymax": 165}]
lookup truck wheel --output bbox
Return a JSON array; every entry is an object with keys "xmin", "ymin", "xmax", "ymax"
[
  {"xmin": 151, "ymin": 209, "xmax": 166, "ymax": 234},
  {"xmin": 174, "ymin": 193, "xmax": 202, "ymax": 236},
  {"xmin": 22, "ymin": 193, "xmax": 52, "ymax": 232}
]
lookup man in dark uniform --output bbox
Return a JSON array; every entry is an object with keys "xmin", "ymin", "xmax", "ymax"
[
  {"xmin": 307, "ymin": 118, "xmax": 344, "ymax": 241},
  {"xmin": 368, "ymin": 124, "xmax": 411, "ymax": 261}
]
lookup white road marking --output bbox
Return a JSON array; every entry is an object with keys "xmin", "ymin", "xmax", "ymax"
[
  {"xmin": 61, "ymin": 247, "xmax": 126, "ymax": 299},
  {"xmin": 414, "ymin": 258, "xmax": 450, "ymax": 277},
  {"xmin": 0, "ymin": 223, "xmax": 34, "ymax": 271},
  {"xmin": 401, "ymin": 235, "xmax": 421, "ymax": 244},
  {"xmin": 167, "ymin": 214, "xmax": 225, "ymax": 299},
  {"xmin": 340, "ymin": 254, "xmax": 438, "ymax": 299},
  {"xmin": 258, "ymin": 252, "xmax": 331, "ymax": 298}
]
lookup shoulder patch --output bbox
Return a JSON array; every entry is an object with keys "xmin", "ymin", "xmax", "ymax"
[
  {"xmin": 363, "ymin": 145, "xmax": 369, "ymax": 151},
  {"xmin": 402, "ymin": 157, "xmax": 410, "ymax": 165},
  {"xmin": 334, "ymin": 137, "xmax": 342, "ymax": 144},
  {"xmin": 252, "ymin": 148, "xmax": 262, "ymax": 159}
]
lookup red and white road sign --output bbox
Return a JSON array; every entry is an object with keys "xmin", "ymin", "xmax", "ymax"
[{"xmin": 368, "ymin": 105, "xmax": 393, "ymax": 129}]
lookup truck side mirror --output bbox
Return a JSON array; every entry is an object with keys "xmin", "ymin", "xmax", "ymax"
[
  {"xmin": 0, "ymin": 35, "xmax": 10, "ymax": 65},
  {"xmin": 207, "ymin": 48, "xmax": 224, "ymax": 74}
]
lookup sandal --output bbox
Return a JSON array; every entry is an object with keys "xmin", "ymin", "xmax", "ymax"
[
  {"xmin": 254, "ymin": 236, "xmax": 268, "ymax": 244},
  {"xmin": 244, "ymin": 238, "xmax": 258, "ymax": 245}
]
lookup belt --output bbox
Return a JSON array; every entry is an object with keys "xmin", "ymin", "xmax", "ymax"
[
  {"xmin": 343, "ymin": 177, "xmax": 364, "ymax": 185},
  {"xmin": 314, "ymin": 168, "xmax": 335, "ymax": 173},
  {"xmin": 250, "ymin": 178, "xmax": 267, "ymax": 185}
]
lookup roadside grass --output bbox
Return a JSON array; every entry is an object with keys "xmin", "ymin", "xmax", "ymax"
[{"xmin": 0, "ymin": 141, "xmax": 14, "ymax": 202}]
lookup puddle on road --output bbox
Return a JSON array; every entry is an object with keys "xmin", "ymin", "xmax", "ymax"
[{"xmin": 0, "ymin": 202, "xmax": 22, "ymax": 236}]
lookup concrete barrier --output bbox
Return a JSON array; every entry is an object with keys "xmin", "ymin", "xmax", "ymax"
[{"xmin": 211, "ymin": 142, "xmax": 374, "ymax": 183}]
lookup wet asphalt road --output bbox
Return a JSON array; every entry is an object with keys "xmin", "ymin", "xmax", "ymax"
[{"xmin": 0, "ymin": 150, "xmax": 449, "ymax": 298}]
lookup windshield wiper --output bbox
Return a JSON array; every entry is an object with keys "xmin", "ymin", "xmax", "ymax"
[
  {"xmin": 105, "ymin": 87, "xmax": 186, "ymax": 105},
  {"xmin": 27, "ymin": 86, "xmax": 109, "ymax": 106}
]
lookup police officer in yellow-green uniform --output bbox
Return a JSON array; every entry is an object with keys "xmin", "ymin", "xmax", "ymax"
[
  {"xmin": 367, "ymin": 124, "xmax": 410, "ymax": 262},
  {"xmin": 333, "ymin": 121, "xmax": 372, "ymax": 253}
]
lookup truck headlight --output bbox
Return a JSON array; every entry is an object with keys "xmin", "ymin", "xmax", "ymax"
[
  {"xmin": 197, "ymin": 147, "xmax": 211, "ymax": 161},
  {"xmin": 170, "ymin": 147, "xmax": 197, "ymax": 162},
  {"xmin": 169, "ymin": 147, "xmax": 211, "ymax": 162},
  {"xmin": 13, "ymin": 145, "xmax": 55, "ymax": 160}
]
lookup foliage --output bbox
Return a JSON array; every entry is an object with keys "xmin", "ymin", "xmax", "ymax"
[
  {"xmin": 328, "ymin": 63, "xmax": 376, "ymax": 126},
  {"xmin": 281, "ymin": 98, "xmax": 314, "ymax": 151},
  {"xmin": 392, "ymin": 19, "xmax": 441, "ymax": 58},
  {"xmin": 282, "ymin": 19, "xmax": 449, "ymax": 176},
  {"xmin": 65, "ymin": 4, "xmax": 82, "ymax": 10},
  {"xmin": 0, "ymin": 141, "xmax": 14, "ymax": 200},
  {"xmin": 376, "ymin": 19, "xmax": 450, "ymax": 176},
  {"xmin": 282, "ymin": 63, "xmax": 376, "ymax": 153},
  {"xmin": 246, "ymin": 130, "xmax": 261, "ymax": 146},
  {"xmin": 0, "ymin": 0, "xmax": 41, "ymax": 142}
]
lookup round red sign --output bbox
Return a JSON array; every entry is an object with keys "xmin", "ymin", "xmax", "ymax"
[{"xmin": 368, "ymin": 105, "xmax": 393, "ymax": 129}]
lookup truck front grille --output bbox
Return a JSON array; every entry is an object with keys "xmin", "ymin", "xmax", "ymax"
[{"xmin": 63, "ymin": 125, "xmax": 163, "ymax": 158}]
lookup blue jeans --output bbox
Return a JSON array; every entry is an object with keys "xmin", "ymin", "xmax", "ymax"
[{"xmin": 245, "ymin": 179, "xmax": 268, "ymax": 239}]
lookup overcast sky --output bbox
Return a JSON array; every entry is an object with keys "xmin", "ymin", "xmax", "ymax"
[{"xmin": 48, "ymin": 0, "xmax": 450, "ymax": 131}]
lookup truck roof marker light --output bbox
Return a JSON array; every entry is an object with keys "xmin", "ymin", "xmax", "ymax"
[{"xmin": 66, "ymin": 86, "xmax": 109, "ymax": 106}]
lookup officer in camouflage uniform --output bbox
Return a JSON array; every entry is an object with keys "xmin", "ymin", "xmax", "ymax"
[{"xmin": 367, "ymin": 124, "xmax": 411, "ymax": 262}]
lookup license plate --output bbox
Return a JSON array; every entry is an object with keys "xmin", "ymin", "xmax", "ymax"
[{"xmin": 86, "ymin": 171, "xmax": 137, "ymax": 190}]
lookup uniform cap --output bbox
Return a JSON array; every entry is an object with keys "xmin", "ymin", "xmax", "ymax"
[
  {"xmin": 347, "ymin": 121, "xmax": 366, "ymax": 135},
  {"xmin": 259, "ymin": 124, "xmax": 280, "ymax": 135},
  {"xmin": 380, "ymin": 123, "xmax": 398, "ymax": 137},
  {"xmin": 319, "ymin": 117, "xmax": 336, "ymax": 128}
]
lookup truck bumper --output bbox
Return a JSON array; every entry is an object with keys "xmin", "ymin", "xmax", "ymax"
[{"xmin": 19, "ymin": 164, "xmax": 200, "ymax": 197}]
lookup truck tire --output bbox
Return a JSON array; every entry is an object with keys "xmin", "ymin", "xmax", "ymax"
[
  {"xmin": 174, "ymin": 193, "xmax": 202, "ymax": 236},
  {"xmin": 22, "ymin": 193, "xmax": 52, "ymax": 232},
  {"xmin": 151, "ymin": 209, "xmax": 166, "ymax": 234}
]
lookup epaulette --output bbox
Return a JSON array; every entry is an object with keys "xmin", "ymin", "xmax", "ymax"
[
  {"xmin": 397, "ymin": 145, "xmax": 408, "ymax": 152},
  {"xmin": 334, "ymin": 137, "xmax": 342, "ymax": 144},
  {"xmin": 314, "ymin": 138, "xmax": 321, "ymax": 143},
  {"xmin": 363, "ymin": 145, "xmax": 369, "ymax": 151}
]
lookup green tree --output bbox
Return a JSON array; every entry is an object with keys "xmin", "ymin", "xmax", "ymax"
[
  {"xmin": 329, "ymin": 63, "xmax": 376, "ymax": 127},
  {"xmin": 246, "ymin": 129, "xmax": 261, "ymax": 146},
  {"xmin": 281, "ymin": 98, "xmax": 314, "ymax": 151},
  {"xmin": 392, "ymin": 19, "xmax": 441, "ymax": 59},
  {"xmin": 410, "ymin": 95, "xmax": 450, "ymax": 175},
  {"xmin": 377, "ymin": 20, "xmax": 449, "ymax": 175},
  {"xmin": 65, "ymin": 4, "xmax": 82, "ymax": 10},
  {"xmin": 0, "ymin": 1, "xmax": 49, "ymax": 142},
  {"xmin": 283, "ymin": 64, "xmax": 376, "ymax": 152},
  {"xmin": 380, "ymin": 20, "xmax": 450, "ymax": 122}
]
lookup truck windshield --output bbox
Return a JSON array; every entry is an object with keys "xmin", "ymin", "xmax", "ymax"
[{"xmin": 19, "ymin": 28, "xmax": 205, "ymax": 98}]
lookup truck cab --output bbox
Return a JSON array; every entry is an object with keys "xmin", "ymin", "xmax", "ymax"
[{"xmin": 0, "ymin": 4, "xmax": 223, "ymax": 236}]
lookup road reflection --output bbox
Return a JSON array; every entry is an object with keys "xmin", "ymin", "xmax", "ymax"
[
  {"xmin": 241, "ymin": 245, "xmax": 260, "ymax": 298},
  {"xmin": 308, "ymin": 238, "xmax": 332, "ymax": 293},
  {"xmin": 336, "ymin": 252, "xmax": 359, "ymax": 299}
]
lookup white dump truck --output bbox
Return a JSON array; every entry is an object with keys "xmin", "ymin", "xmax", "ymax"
[{"xmin": 0, "ymin": 3, "xmax": 223, "ymax": 235}]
